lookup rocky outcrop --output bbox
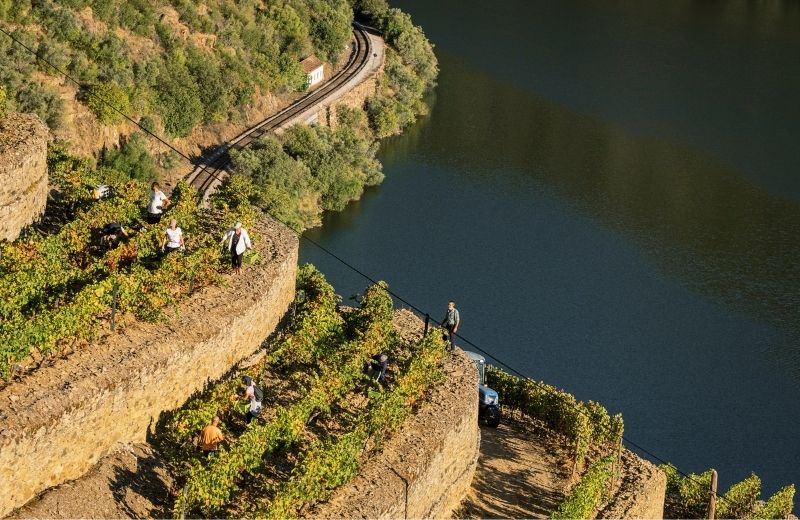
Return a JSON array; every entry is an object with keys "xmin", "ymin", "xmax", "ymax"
[
  {"xmin": 0, "ymin": 216, "xmax": 298, "ymax": 517},
  {"xmin": 0, "ymin": 113, "xmax": 49, "ymax": 241}
]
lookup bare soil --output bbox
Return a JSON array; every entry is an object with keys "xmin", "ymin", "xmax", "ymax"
[{"xmin": 457, "ymin": 418, "xmax": 574, "ymax": 519}]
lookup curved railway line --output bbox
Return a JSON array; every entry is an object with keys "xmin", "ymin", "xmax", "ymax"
[{"xmin": 186, "ymin": 24, "xmax": 373, "ymax": 200}]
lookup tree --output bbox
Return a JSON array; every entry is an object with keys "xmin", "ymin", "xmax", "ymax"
[
  {"xmin": 100, "ymin": 132, "xmax": 157, "ymax": 182},
  {"xmin": 84, "ymin": 81, "xmax": 131, "ymax": 125},
  {"xmin": 308, "ymin": 0, "xmax": 352, "ymax": 61},
  {"xmin": 155, "ymin": 57, "xmax": 203, "ymax": 137}
]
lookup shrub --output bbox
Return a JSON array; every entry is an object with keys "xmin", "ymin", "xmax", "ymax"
[
  {"xmin": 15, "ymin": 82, "xmax": 64, "ymax": 128},
  {"xmin": 231, "ymin": 110, "xmax": 382, "ymax": 231},
  {"xmin": 84, "ymin": 81, "xmax": 131, "ymax": 124},
  {"xmin": 366, "ymin": 95, "xmax": 400, "ymax": 138},
  {"xmin": 308, "ymin": 0, "xmax": 353, "ymax": 61},
  {"xmin": 100, "ymin": 132, "xmax": 157, "ymax": 182},
  {"xmin": 155, "ymin": 58, "xmax": 204, "ymax": 137}
]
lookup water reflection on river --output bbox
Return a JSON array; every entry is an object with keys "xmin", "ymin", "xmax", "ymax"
[{"xmin": 302, "ymin": 0, "xmax": 800, "ymax": 495}]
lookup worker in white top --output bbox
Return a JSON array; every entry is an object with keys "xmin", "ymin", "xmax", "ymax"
[
  {"xmin": 161, "ymin": 218, "xmax": 184, "ymax": 254},
  {"xmin": 221, "ymin": 222, "xmax": 252, "ymax": 274},
  {"xmin": 147, "ymin": 182, "xmax": 170, "ymax": 224}
]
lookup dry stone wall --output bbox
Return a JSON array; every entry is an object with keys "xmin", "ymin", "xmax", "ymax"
[
  {"xmin": 0, "ymin": 113, "xmax": 49, "ymax": 242},
  {"xmin": 598, "ymin": 448, "xmax": 666, "ymax": 519},
  {"xmin": 0, "ymin": 217, "xmax": 298, "ymax": 517},
  {"xmin": 314, "ymin": 347, "xmax": 480, "ymax": 519}
]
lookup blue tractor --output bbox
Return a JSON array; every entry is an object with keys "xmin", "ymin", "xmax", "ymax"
[{"xmin": 466, "ymin": 351, "xmax": 502, "ymax": 427}]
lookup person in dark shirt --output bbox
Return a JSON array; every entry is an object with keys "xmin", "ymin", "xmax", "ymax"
[
  {"xmin": 368, "ymin": 353, "xmax": 389, "ymax": 383},
  {"xmin": 101, "ymin": 223, "xmax": 128, "ymax": 250},
  {"xmin": 442, "ymin": 300, "xmax": 460, "ymax": 351}
]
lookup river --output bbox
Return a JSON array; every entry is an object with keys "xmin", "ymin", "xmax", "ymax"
[{"xmin": 301, "ymin": 0, "xmax": 800, "ymax": 496}]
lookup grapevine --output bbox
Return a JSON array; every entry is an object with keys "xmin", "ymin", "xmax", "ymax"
[{"xmin": 0, "ymin": 147, "xmax": 250, "ymax": 379}]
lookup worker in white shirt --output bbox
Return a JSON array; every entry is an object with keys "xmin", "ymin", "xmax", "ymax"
[
  {"xmin": 147, "ymin": 182, "xmax": 169, "ymax": 224},
  {"xmin": 161, "ymin": 218, "xmax": 184, "ymax": 254},
  {"xmin": 222, "ymin": 222, "xmax": 252, "ymax": 274}
]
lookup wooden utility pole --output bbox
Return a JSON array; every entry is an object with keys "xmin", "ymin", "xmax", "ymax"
[
  {"xmin": 707, "ymin": 469, "xmax": 718, "ymax": 519},
  {"xmin": 610, "ymin": 436, "xmax": 623, "ymax": 492}
]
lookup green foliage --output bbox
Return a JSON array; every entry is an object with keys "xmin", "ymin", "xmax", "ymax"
[
  {"xmin": 308, "ymin": 0, "xmax": 353, "ymax": 61},
  {"xmin": 718, "ymin": 474, "xmax": 761, "ymax": 519},
  {"xmin": 753, "ymin": 485, "xmax": 796, "ymax": 519},
  {"xmin": 84, "ymin": 81, "xmax": 130, "ymax": 124},
  {"xmin": 366, "ymin": 95, "xmax": 400, "ymax": 138},
  {"xmin": 231, "ymin": 106, "xmax": 382, "ymax": 231},
  {"xmin": 155, "ymin": 56, "xmax": 204, "ymax": 137},
  {"xmin": 0, "ymin": 0, "xmax": 363, "ymax": 135},
  {"xmin": 265, "ymin": 428, "xmax": 368, "ymax": 519},
  {"xmin": 0, "ymin": 146, "xmax": 243, "ymax": 379},
  {"xmin": 662, "ymin": 464, "xmax": 713, "ymax": 519},
  {"xmin": 254, "ymin": 304, "xmax": 445, "ymax": 518},
  {"xmin": 486, "ymin": 366, "xmax": 623, "ymax": 471},
  {"xmin": 356, "ymin": 1, "xmax": 438, "ymax": 137},
  {"xmin": 552, "ymin": 456, "xmax": 614, "ymax": 519},
  {"xmin": 173, "ymin": 277, "xmax": 397, "ymax": 516},
  {"xmin": 165, "ymin": 267, "xmax": 447, "ymax": 518},
  {"xmin": 267, "ymin": 264, "xmax": 344, "ymax": 367},
  {"xmin": 100, "ymin": 132, "xmax": 157, "ymax": 182},
  {"xmin": 661, "ymin": 464, "xmax": 795, "ymax": 519}
]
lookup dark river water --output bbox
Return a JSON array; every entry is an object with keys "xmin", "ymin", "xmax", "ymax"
[{"xmin": 301, "ymin": 0, "xmax": 800, "ymax": 495}]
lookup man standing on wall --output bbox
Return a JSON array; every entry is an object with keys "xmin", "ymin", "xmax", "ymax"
[{"xmin": 442, "ymin": 300, "xmax": 460, "ymax": 352}]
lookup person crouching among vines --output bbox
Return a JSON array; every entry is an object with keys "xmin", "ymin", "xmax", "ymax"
[
  {"xmin": 221, "ymin": 222, "xmax": 252, "ymax": 275},
  {"xmin": 161, "ymin": 218, "xmax": 185, "ymax": 254},
  {"xmin": 365, "ymin": 353, "xmax": 389, "ymax": 384},
  {"xmin": 231, "ymin": 376, "xmax": 263, "ymax": 424},
  {"xmin": 100, "ymin": 222, "xmax": 129, "ymax": 250}
]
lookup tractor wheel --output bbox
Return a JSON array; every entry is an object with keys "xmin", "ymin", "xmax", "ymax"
[{"xmin": 485, "ymin": 406, "xmax": 501, "ymax": 428}]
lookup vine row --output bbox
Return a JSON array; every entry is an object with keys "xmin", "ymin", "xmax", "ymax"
[{"xmin": 486, "ymin": 366, "xmax": 624, "ymax": 471}]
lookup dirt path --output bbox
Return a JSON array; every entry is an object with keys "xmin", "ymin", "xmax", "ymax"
[{"xmin": 457, "ymin": 419, "xmax": 573, "ymax": 519}]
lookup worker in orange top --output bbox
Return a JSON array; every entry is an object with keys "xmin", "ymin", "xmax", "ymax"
[{"xmin": 199, "ymin": 416, "xmax": 225, "ymax": 455}]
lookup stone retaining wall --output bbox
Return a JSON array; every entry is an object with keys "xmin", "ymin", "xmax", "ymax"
[
  {"xmin": 0, "ymin": 113, "xmax": 49, "ymax": 242},
  {"xmin": 0, "ymin": 217, "xmax": 298, "ymax": 517},
  {"xmin": 314, "ymin": 347, "xmax": 480, "ymax": 519},
  {"xmin": 597, "ymin": 448, "xmax": 666, "ymax": 519}
]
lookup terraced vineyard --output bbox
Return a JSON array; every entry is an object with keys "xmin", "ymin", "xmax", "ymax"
[
  {"xmin": 158, "ymin": 265, "xmax": 446, "ymax": 518},
  {"xmin": 0, "ymin": 145, "xmax": 254, "ymax": 380}
]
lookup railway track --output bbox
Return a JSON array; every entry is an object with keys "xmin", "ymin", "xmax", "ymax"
[{"xmin": 185, "ymin": 24, "xmax": 373, "ymax": 200}]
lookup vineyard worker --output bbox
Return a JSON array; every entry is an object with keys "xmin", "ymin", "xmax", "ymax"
[
  {"xmin": 442, "ymin": 300, "xmax": 460, "ymax": 351},
  {"xmin": 147, "ymin": 182, "xmax": 169, "ymax": 224},
  {"xmin": 235, "ymin": 376, "xmax": 263, "ymax": 424},
  {"xmin": 161, "ymin": 219, "xmax": 184, "ymax": 254},
  {"xmin": 101, "ymin": 222, "xmax": 128, "ymax": 250},
  {"xmin": 368, "ymin": 353, "xmax": 389, "ymax": 383},
  {"xmin": 221, "ymin": 222, "xmax": 252, "ymax": 275},
  {"xmin": 199, "ymin": 416, "xmax": 225, "ymax": 455}
]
